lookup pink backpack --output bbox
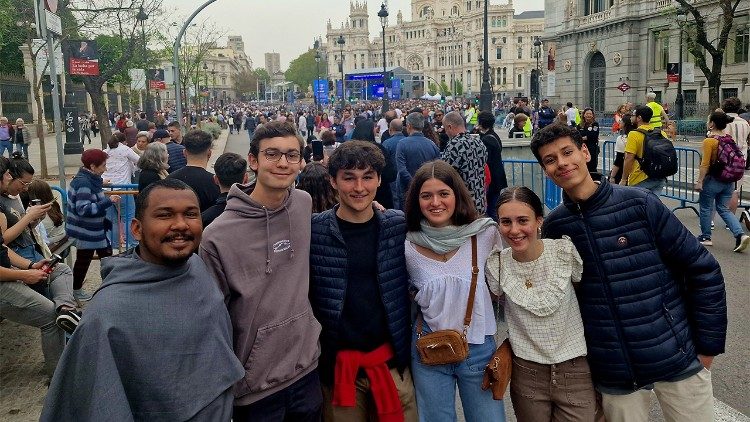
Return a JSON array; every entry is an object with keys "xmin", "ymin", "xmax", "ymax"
[{"xmin": 710, "ymin": 135, "xmax": 746, "ymax": 183}]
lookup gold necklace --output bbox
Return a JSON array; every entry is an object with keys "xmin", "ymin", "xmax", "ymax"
[{"xmin": 514, "ymin": 243, "xmax": 544, "ymax": 289}]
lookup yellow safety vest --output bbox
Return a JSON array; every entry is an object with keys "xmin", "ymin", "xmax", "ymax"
[
  {"xmin": 647, "ymin": 102, "xmax": 664, "ymax": 127},
  {"xmin": 523, "ymin": 118, "xmax": 532, "ymax": 137}
]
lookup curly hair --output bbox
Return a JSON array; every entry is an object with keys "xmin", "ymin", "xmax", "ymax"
[{"xmin": 297, "ymin": 162, "xmax": 337, "ymax": 213}]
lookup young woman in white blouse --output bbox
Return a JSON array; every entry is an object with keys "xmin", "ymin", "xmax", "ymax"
[
  {"xmin": 404, "ymin": 160, "xmax": 505, "ymax": 422},
  {"xmin": 486, "ymin": 186, "xmax": 597, "ymax": 421}
]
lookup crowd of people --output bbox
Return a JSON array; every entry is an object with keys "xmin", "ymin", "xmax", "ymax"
[{"xmin": 0, "ymin": 91, "xmax": 748, "ymax": 422}]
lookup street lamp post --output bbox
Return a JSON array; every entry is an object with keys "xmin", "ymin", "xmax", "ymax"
[
  {"xmin": 211, "ymin": 67, "xmax": 217, "ymax": 106},
  {"xmin": 136, "ymin": 7, "xmax": 153, "ymax": 121},
  {"xmin": 533, "ymin": 36, "xmax": 542, "ymax": 110},
  {"xmin": 378, "ymin": 3, "xmax": 390, "ymax": 115},
  {"xmin": 675, "ymin": 10, "xmax": 687, "ymax": 120},
  {"xmin": 314, "ymin": 39, "xmax": 321, "ymax": 112},
  {"xmin": 449, "ymin": 18, "xmax": 457, "ymax": 99},
  {"xmin": 337, "ymin": 35, "xmax": 346, "ymax": 107},
  {"xmin": 202, "ymin": 63, "xmax": 208, "ymax": 113},
  {"xmin": 479, "ymin": 0, "xmax": 492, "ymax": 111}
]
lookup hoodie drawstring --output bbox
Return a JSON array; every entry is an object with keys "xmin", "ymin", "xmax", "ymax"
[
  {"xmin": 263, "ymin": 206, "xmax": 272, "ymax": 274},
  {"xmin": 284, "ymin": 206, "xmax": 295, "ymax": 259}
]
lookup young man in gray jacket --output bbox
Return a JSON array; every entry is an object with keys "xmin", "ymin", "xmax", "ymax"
[{"xmin": 200, "ymin": 121, "xmax": 323, "ymax": 421}]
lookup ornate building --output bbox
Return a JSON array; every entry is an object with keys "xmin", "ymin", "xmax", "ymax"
[
  {"xmin": 321, "ymin": 1, "xmax": 544, "ymax": 100},
  {"xmin": 542, "ymin": 0, "xmax": 750, "ymax": 114}
]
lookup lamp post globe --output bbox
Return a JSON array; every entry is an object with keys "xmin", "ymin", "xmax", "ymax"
[
  {"xmin": 337, "ymin": 35, "xmax": 346, "ymax": 108},
  {"xmin": 378, "ymin": 3, "xmax": 389, "ymax": 115}
]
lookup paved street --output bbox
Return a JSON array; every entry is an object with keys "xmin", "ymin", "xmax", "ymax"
[{"xmin": 1, "ymin": 130, "xmax": 748, "ymax": 421}]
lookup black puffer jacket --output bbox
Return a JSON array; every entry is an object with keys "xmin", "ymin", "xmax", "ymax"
[
  {"xmin": 543, "ymin": 180, "xmax": 727, "ymax": 391},
  {"xmin": 309, "ymin": 207, "xmax": 411, "ymax": 383}
]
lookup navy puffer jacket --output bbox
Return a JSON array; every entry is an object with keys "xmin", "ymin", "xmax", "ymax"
[
  {"xmin": 543, "ymin": 180, "xmax": 727, "ymax": 391},
  {"xmin": 310, "ymin": 207, "xmax": 411, "ymax": 382}
]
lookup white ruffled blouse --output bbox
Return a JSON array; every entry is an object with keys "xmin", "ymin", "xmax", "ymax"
[
  {"xmin": 406, "ymin": 227, "xmax": 499, "ymax": 345},
  {"xmin": 485, "ymin": 237, "xmax": 588, "ymax": 364}
]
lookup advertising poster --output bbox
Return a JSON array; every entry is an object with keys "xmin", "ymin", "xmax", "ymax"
[
  {"xmin": 64, "ymin": 40, "xmax": 100, "ymax": 76},
  {"xmin": 149, "ymin": 69, "xmax": 166, "ymax": 90}
]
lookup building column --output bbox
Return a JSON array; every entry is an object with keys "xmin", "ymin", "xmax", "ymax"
[{"xmin": 114, "ymin": 83, "xmax": 123, "ymax": 112}]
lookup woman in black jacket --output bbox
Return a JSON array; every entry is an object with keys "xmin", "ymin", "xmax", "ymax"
[
  {"xmin": 577, "ymin": 108, "xmax": 600, "ymax": 174},
  {"xmin": 351, "ymin": 119, "xmax": 396, "ymax": 209}
]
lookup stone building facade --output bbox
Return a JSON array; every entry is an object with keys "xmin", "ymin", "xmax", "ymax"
[
  {"xmin": 321, "ymin": 1, "xmax": 544, "ymax": 100},
  {"xmin": 542, "ymin": 0, "xmax": 750, "ymax": 115}
]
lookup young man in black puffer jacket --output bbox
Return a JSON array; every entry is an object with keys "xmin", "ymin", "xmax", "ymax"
[{"xmin": 530, "ymin": 124, "xmax": 727, "ymax": 422}]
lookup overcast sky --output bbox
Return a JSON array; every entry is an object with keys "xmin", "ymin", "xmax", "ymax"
[{"xmin": 160, "ymin": 0, "xmax": 545, "ymax": 69}]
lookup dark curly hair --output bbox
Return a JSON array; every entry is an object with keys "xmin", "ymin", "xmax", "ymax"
[
  {"xmin": 327, "ymin": 140, "xmax": 385, "ymax": 178},
  {"xmin": 529, "ymin": 123, "xmax": 584, "ymax": 165},
  {"xmin": 297, "ymin": 162, "xmax": 337, "ymax": 213}
]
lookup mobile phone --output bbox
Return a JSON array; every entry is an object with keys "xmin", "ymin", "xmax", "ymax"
[
  {"xmin": 42, "ymin": 254, "xmax": 63, "ymax": 274},
  {"xmin": 30, "ymin": 199, "xmax": 42, "ymax": 206},
  {"xmin": 311, "ymin": 140, "xmax": 323, "ymax": 162}
]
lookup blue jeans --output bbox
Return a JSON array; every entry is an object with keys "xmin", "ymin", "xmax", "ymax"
[
  {"xmin": 632, "ymin": 177, "xmax": 666, "ymax": 195},
  {"xmin": 0, "ymin": 139, "xmax": 12, "ymax": 157},
  {"xmin": 411, "ymin": 325, "xmax": 506, "ymax": 422},
  {"xmin": 106, "ymin": 195, "xmax": 137, "ymax": 249},
  {"xmin": 699, "ymin": 176, "xmax": 745, "ymax": 238}
]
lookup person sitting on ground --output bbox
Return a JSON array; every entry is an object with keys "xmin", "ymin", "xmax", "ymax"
[
  {"xmin": 27, "ymin": 180, "xmax": 68, "ymax": 253},
  {"xmin": 137, "ymin": 142, "xmax": 169, "ymax": 192},
  {"xmin": 296, "ymin": 162, "xmax": 337, "ymax": 214},
  {"xmin": 202, "ymin": 152, "xmax": 248, "ymax": 228},
  {"xmin": 41, "ymin": 178, "xmax": 245, "ymax": 421},
  {"xmin": 167, "ymin": 129, "xmax": 220, "ymax": 212}
]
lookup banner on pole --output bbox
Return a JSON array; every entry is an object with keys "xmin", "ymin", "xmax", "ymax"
[{"xmin": 63, "ymin": 40, "xmax": 100, "ymax": 76}]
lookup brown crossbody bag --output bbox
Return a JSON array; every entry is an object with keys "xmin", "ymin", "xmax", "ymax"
[
  {"xmin": 415, "ymin": 236, "xmax": 478, "ymax": 366},
  {"xmin": 481, "ymin": 250, "xmax": 513, "ymax": 400}
]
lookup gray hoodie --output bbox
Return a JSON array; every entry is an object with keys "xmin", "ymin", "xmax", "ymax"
[
  {"xmin": 41, "ymin": 251, "xmax": 244, "ymax": 421},
  {"xmin": 199, "ymin": 182, "xmax": 321, "ymax": 406}
]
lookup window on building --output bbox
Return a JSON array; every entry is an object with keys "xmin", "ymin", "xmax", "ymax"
[
  {"xmin": 427, "ymin": 56, "xmax": 431, "ymax": 67},
  {"xmin": 502, "ymin": 37, "xmax": 507, "ymax": 43},
  {"xmin": 441, "ymin": 74, "xmax": 446, "ymax": 83},
  {"xmin": 583, "ymin": 0, "xmax": 614, "ymax": 16},
  {"xmin": 722, "ymin": 88, "xmax": 739, "ymax": 100},
  {"xmin": 502, "ymin": 67, "xmax": 507, "ymax": 85},
  {"xmin": 518, "ymin": 36, "xmax": 522, "ymax": 43},
  {"xmin": 517, "ymin": 73, "xmax": 522, "ymax": 87},
  {"xmin": 518, "ymin": 48, "xmax": 523, "ymax": 59},
  {"xmin": 466, "ymin": 1, "xmax": 472, "ymax": 11},
  {"xmin": 467, "ymin": 70, "xmax": 472, "ymax": 87},
  {"xmin": 468, "ymin": 51, "xmax": 471, "ymax": 62},
  {"xmin": 496, "ymin": 47, "xmax": 502, "ymax": 59},
  {"xmin": 221, "ymin": 77, "xmax": 226, "ymax": 85},
  {"xmin": 452, "ymin": 6, "xmax": 459, "ymax": 15},
  {"xmin": 653, "ymin": 30, "xmax": 669, "ymax": 71},
  {"xmin": 733, "ymin": 27, "xmax": 749, "ymax": 63}
]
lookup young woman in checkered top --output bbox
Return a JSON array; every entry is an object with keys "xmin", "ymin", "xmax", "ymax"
[{"xmin": 486, "ymin": 186, "xmax": 598, "ymax": 421}]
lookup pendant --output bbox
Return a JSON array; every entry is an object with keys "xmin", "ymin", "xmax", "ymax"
[{"xmin": 525, "ymin": 280, "xmax": 533, "ymax": 289}]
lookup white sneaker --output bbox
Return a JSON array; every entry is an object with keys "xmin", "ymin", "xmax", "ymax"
[
  {"xmin": 73, "ymin": 289, "xmax": 92, "ymax": 302},
  {"xmin": 734, "ymin": 234, "xmax": 750, "ymax": 253}
]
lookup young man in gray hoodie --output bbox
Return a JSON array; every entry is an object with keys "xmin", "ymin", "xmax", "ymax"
[
  {"xmin": 200, "ymin": 121, "xmax": 323, "ymax": 421},
  {"xmin": 42, "ymin": 179, "xmax": 243, "ymax": 421}
]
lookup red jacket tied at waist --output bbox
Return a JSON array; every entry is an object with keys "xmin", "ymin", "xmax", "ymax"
[{"xmin": 333, "ymin": 343, "xmax": 404, "ymax": 422}]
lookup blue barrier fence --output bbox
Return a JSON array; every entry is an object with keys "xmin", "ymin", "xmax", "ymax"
[
  {"xmin": 52, "ymin": 183, "xmax": 139, "ymax": 252},
  {"xmin": 502, "ymin": 159, "xmax": 562, "ymax": 211},
  {"xmin": 599, "ymin": 140, "xmax": 702, "ymax": 214}
]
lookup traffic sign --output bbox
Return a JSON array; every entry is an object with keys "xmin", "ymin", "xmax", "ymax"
[{"xmin": 617, "ymin": 83, "xmax": 630, "ymax": 92}]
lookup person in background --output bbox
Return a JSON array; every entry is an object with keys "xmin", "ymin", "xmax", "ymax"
[
  {"xmin": 167, "ymin": 129, "xmax": 220, "ymax": 212},
  {"xmin": 103, "ymin": 132, "xmax": 140, "ymax": 249},
  {"xmin": 508, "ymin": 114, "xmax": 528, "ymax": 139},
  {"xmin": 537, "ymin": 99, "xmax": 556, "ymax": 130},
  {"xmin": 137, "ymin": 142, "xmax": 169, "ymax": 192},
  {"xmin": 609, "ymin": 112, "xmax": 635, "ymax": 185},
  {"xmin": 27, "ymin": 180, "xmax": 67, "ymax": 253},
  {"xmin": 477, "ymin": 111, "xmax": 508, "ymax": 221},
  {"xmin": 694, "ymin": 111, "xmax": 750, "ymax": 252},
  {"xmin": 645, "ymin": 92, "xmax": 669, "ymax": 128},
  {"xmin": 132, "ymin": 131, "xmax": 150, "ymax": 156},
  {"xmin": 296, "ymin": 162, "xmax": 337, "ymax": 214},
  {"xmin": 66, "ymin": 149, "xmax": 117, "ymax": 302},
  {"xmin": 79, "ymin": 114, "xmax": 92, "ymax": 145},
  {"xmin": 156, "ymin": 127, "xmax": 186, "ymax": 173},
  {"xmin": 123, "ymin": 119, "xmax": 139, "ymax": 147},
  {"xmin": 89, "ymin": 114, "xmax": 99, "ymax": 139},
  {"xmin": 621, "ymin": 106, "xmax": 668, "ymax": 194},
  {"xmin": 0, "ymin": 117, "xmax": 14, "ymax": 157},
  {"xmin": 202, "ymin": 152, "xmax": 248, "ymax": 228},
  {"xmin": 612, "ymin": 104, "xmax": 627, "ymax": 133},
  {"xmin": 577, "ymin": 108, "xmax": 600, "ymax": 174},
  {"xmin": 13, "ymin": 118, "xmax": 31, "ymax": 158},
  {"xmin": 351, "ymin": 119, "xmax": 396, "ymax": 209}
]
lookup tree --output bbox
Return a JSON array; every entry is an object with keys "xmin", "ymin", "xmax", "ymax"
[
  {"xmin": 427, "ymin": 81, "xmax": 438, "ymax": 96},
  {"xmin": 439, "ymin": 81, "xmax": 451, "ymax": 96},
  {"xmin": 674, "ymin": 0, "xmax": 742, "ymax": 108},
  {"xmin": 454, "ymin": 80, "xmax": 464, "ymax": 96},
  {"xmin": 284, "ymin": 49, "xmax": 327, "ymax": 94}
]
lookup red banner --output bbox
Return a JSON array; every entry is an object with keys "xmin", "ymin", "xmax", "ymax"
[
  {"xmin": 149, "ymin": 80, "xmax": 166, "ymax": 90},
  {"xmin": 69, "ymin": 58, "xmax": 99, "ymax": 76}
]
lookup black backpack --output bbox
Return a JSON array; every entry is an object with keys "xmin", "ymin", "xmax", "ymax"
[{"xmin": 634, "ymin": 128, "xmax": 678, "ymax": 179}]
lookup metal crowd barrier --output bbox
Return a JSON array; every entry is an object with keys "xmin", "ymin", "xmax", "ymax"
[
  {"xmin": 51, "ymin": 183, "xmax": 139, "ymax": 252},
  {"xmin": 599, "ymin": 140, "xmax": 702, "ymax": 215},
  {"xmin": 502, "ymin": 159, "xmax": 562, "ymax": 211}
]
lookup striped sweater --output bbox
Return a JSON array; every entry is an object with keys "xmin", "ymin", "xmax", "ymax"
[{"xmin": 66, "ymin": 168, "xmax": 113, "ymax": 250}]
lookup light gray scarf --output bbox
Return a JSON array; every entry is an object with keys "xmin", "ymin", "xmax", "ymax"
[{"xmin": 406, "ymin": 217, "xmax": 496, "ymax": 254}]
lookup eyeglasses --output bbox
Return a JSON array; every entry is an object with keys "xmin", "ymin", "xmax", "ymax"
[
  {"xmin": 15, "ymin": 179, "xmax": 32, "ymax": 187},
  {"xmin": 260, "ymin": 149, "xmax": 302, "ymax": 164}
]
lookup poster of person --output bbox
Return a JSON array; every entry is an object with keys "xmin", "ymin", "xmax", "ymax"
[
  {"xmin": 148, "ymin": 69, "xmax": 166, "ymax": 90},
  {"xmin": 547, "ymin": 44, "xmax": 556, "ymax": 71},
  {"xmin": 63, "ymin": 40, "xmax": 99, "ymax": 76}
]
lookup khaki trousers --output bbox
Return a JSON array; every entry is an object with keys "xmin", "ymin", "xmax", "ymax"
[
  {"xmin": 321, "ymin": 367, "xmax": 418, "ymax": 422},
  {"xmin": 601, "ymin": 368, "xmax": 714, "ymax": 422},
  {"xmin": 510, "ymin": 355, "xmax": 598, "ymax": 422}
]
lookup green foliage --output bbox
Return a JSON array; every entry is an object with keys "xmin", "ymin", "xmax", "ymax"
[
  {"xmin": 284, "ymin": 49, "xmax": 327, "ymax": 91},
  {"xmin": 438, "ymin": 81, "xmax": 451, "ymax": 96},
  {"xmin": 94, "ymin": 35, "xmax": 134, "ymax": 84},
  {"xmin": 0, "ymin": 1, "xmax": 26, "ymax": 75},
  {"xmin": 454, "ymin": 80, "xmax": 464, "ymax": 96},
  {"xmin": 253, "ymin": 68, "xmax": 270, "ymax": 81},
  {"xmin": 427, "ymin": 81, "xmax": 438, "ymax": 96},
  {"xmin": 200, "ymin": 122, "xmax": 221, "ymax": 139}
]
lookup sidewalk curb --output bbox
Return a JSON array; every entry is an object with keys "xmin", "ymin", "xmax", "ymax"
[{"xmin": 207, "ymin": 129, "xmax": 230, "ymax": 174}]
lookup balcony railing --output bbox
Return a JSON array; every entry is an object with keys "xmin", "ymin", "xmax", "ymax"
[{"xmin": 577, "ymin": 9, "xmax": 613, "ymax": 27}]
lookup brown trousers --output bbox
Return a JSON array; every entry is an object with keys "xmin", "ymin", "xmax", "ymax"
[
  {"xmin": 510, "ymin": 355, "xmax": 598, "ymax": 422},
  {"xmin": 321, "ymin": 367, "xmax": 418, "ymax": 422}
]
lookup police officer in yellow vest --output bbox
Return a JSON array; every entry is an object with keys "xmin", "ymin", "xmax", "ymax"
[
  {"xmin": 465, "ymin": 104, "xmax": 478, "ymax": 132},
  {"xmin": 645, "ymin": 92, "xmax": 670, "ymax": 128}
]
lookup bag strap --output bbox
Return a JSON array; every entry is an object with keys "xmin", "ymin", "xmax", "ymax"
[{"xmin": 417, "ymin": 235, "xmax": 478, "ymax": 338}]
